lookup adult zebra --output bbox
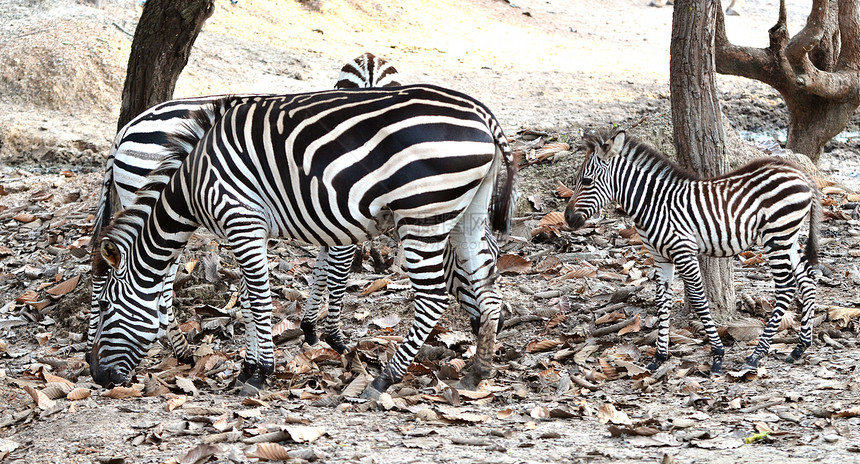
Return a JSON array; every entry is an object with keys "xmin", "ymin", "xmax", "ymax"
[
  {"xmin": 91, "ymin": 85, "xmax": 516, "ymax": 399},
  {"xmin": 89, "ymin": 53, "xmax": 404, "ymax": 362},
  {"xmin": 565, "ymin": 127, "xmax": 819, "ymax": 374},
  {"xmin": 89, "ymin": 53, "xmax": 501, "ymax": 367}
]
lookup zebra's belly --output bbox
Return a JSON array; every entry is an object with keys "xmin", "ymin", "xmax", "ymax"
[{"xmin": 267, "ymin": 205, "xmax": 395, "ymax": 247}]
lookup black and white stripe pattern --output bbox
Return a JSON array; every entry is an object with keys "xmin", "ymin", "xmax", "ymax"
[
  {"xmin": 565, "ymin": 128, "xmax": 819, "ymax": 373},
  {"xmin": 89, "ymin": 54, "xmax": 499, "ymax": 368},
  {"xmin": 91, "ymin": 85, "xmax": 516, "ymax": 399},
  {"xmin": 334, "ymin": 52, "xmax": 401, "ymax": 89}
]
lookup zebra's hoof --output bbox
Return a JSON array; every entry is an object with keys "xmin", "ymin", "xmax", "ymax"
[
  {"xmin": 785, "ymin": 342, "xmax": 809, "ymax": 364},
  {"xmin": 323, "ymin": 334, "xmax": 349, "ymax": 354},
  {"xmin": 300, "ymin": 320, "xmax": 319, "ymax": 346},
  {"xmin": 359, "ymin": 385, "xmax": 383, "ymax": 400}
]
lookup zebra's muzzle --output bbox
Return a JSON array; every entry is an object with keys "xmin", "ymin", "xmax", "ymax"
[{"xmin": 565, "ymin": 208, "xmax": 586, "ymax": 229}]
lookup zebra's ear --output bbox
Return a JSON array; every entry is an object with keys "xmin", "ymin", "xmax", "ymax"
[
  {"xmin": 100, "ymin": 239, "xmax": 122, "ymax": 270},
  {"xmin": 598, "ymin": 130, "xmax": 626, "ymax": 162}
]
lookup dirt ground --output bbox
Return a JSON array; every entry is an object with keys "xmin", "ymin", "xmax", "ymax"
[{"xmin": 1, "ymin": 0, "xmax": 860, "ymax": 463}]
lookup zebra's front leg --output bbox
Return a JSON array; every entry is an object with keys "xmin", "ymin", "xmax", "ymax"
[
  {"xmin": 361, "ymin": 238, "xmax": 448, "ymax": 399},
  {"xmin": 163, "ymin": 262, "xmax": 194, "ymax": 365},
  {"xmin": 232, "ymin": 234, "xmax": 276, "ymax": 395},
  {"xmin": 319, "ymin": 245, "xmax": 355, "ymax": 353},
  {"xmin": 300, "ymin": 247, "xmax": 331, "ymax": 347},
  {"xmin": 675, "ymin": 254, "xmax": 725, "ymax": 375},
  {"xmin": 647, "ymin": 261, "xmax": 675, "ymax": 372}
]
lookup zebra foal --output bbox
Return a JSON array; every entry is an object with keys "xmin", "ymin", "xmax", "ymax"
[
  {"xmin": 90, "ymin": 85, "xmax": 516, "ymax": 399},
  {"xmin": 565, "ymin": 127, "xmax": 820, "ymax": 374}
]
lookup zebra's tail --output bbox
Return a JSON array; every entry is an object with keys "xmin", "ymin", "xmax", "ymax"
[
  {"xmin": 805, "ymin": 185, "xmax": 821, "ymax": 266},
  {"xmin": 489, "ymin": 133, "xmax": 519, "ymax": 234}
]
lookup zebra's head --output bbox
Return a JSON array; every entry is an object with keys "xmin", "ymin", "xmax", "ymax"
[
  {"xmin": 90, "ymin": 237, "xmax": 167, "ymax": 387},
  {"xmin": 334, "ymin": 52, "xmax": 401, "ymax": 89},
  {"xmin": 565, "ymin": 128, "xmax": 626, "ymax": 229}
]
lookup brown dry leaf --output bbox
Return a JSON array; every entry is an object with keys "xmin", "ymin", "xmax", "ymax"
[
  {"xmin": 66, "ymin": 388, "xmax": 91, "ymax": 400},
  {"xmin": 555, "ymin": 267, "xmax": 598, "ymax": 281},
  {"xmin": 742, "ymin": 254, "xmax": 765, "ymax": 266},
  {"xmin": 595, "ymin": 311, "xmax": 625, "ymax": 325},
  {"xmin": 833, "ymin": 406, "xmax": 860, "ymax": 418},
  {"xmin": 42, "ymin": 383, "xmax": 72, "ymax": 399},
  {"xmin": 539, "ymin": 211, "xmax": 566, "ymax": 228},
  {"xmin": 101, "ymin": 385, "xmax": 143, "ymax": 399},
  {"xmin": 530, "ymin": 405, "xmax": 550, "ymax": 419},
  {"xmin": 597, "ymin": 403, "xmax": 632, "ymax": 425},
  {"xmin": 15, "ymin": 290, "xmax": 39, "ymax": 304},
  {"xmin": 598, "ymin": 359, "xmax": 619, "ymax": 380},
  {"xmin": 23, "ymin": 385, "xmax": 56, "ymax": 410},
  {"xmin": 248, "ymin": 442, "xmax": 291, "ymax": 460},
  {"xmin": 556, "ymin": 180, "xmax": 574, "ymax": 198},
  {"xmin": 618, "ymin": 314, "xmax": 641, "ymax": 335},
  {"xmin": 360, "ymin": 278, "xmax": 391, "ymax": 296},
  {"xmin": 497, "ymin": 408, "xmax": 515, "ymax": 419},
  {"xmin": 497, "ymin": 254, "xmax": 533, "ymax": 275},
  {"xmin": 13, "ymin": 212, "xmax": 38, "ymax": 223},
  {"xmin": 814, "ymin": 177, "xmax": 836, "ymax": 189},
  {"xmin": 184, "ymin": 259, "xmax": 198, "ymax": 274},
  {"xmin": 726, "ymin": 318, "xmax": 764, "ymax": 342},
  {"xmin": 846, "ymin": 193, "xmax": 860, "ymax": 202},
  {"xmin": 828, "ymin": 306, "xmax": 860, "ymax": 324},
  {"xmin": 46, "ymin": 274, "xmax": 81, "ymax": 297},
  {"xmin": 42, "ymin": 371, "xmax": 74, "ymax": 388},
  {"xmin": 284, "ymin": 425, "xmax": 326, "ymax": 443},
  {"xmin": 166, "ymin": 394, "xmax": 187, "ymax": 411},
  {"xmin": 272, "ymin": 318, "xmax": 300, "ymax": 338},
  {"xmin": 341, "ymin": 374, "xmax": 372, "ymax": 398},
  {"xmin": 440, "ymin": 411, "xmax": 490, "ymax": 424},
  {"xmin": 613, "ymin": 359, "xmax": 647, "ymax": 377},
  {"xmin": 525, "ymin": 339, "xmax": 562, "ymax": 353},
  {"xmin": 179, "ymin": 444, "xmax": 221, "ymax": 464}
]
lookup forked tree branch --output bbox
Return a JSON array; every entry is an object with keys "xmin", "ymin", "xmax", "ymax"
[{"xmin": 714, "ymin": 0, "xmax": 774, "ymax": 85}]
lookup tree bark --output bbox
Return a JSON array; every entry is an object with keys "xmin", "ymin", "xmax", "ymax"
[
  {"xmin": 715, "ymin": 0, "xmax": 860, "ymax": 164},
  {"xmin": 117, "ymin": 0, "xmax": 214, "ymax": 131},
  {"xmin": 670, "ymin": 0, "xmax": 737, "ymax": 321}
]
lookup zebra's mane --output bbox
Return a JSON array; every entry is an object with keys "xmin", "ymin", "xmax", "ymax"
[
  {"xmin": 585, "ymin": 127, "xmax": 697, "ymax": 181},
  {"xmin": 93, "ymin": 98, "xmax": 227, "ymax": 269}
]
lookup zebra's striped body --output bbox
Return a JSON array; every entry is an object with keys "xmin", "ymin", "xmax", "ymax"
[
  {"xmin": 89, "ymin": 54, "xmax": 499, "ymax": 367},
  {"xmin": 565, "ymin": 128, "xmax": 819, "ymax": 373},
  {"xmin": 91, "ymin": 85, "xmax": 516, "ymax": 398}
]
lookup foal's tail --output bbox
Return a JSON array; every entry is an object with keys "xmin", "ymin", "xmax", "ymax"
[{"xmin": 805, "ymin": 185, "xmax": 821, "ymax": 266}]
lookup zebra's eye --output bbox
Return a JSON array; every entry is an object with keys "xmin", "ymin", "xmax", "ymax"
[{"xmin": 581, "ymin": 176, "xmax": 593, "ymax": 186}]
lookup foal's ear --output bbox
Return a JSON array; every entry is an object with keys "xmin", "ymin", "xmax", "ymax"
[
  {"xmin": 597, "ymin": 130, "xmax": 626, "ymax": 162},
  {"xmin": 100, "ymin": 239, "xmax": 122, "ymax": 270}
]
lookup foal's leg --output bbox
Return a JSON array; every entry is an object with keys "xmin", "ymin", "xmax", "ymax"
[
  {"xmin": 319, "ymin": 245, "xmax": 356, "ymax": 353},
  {"xmin": 787, "ymin": 250, "xmax": 816, "ymax": 364},
  {"xmin": 673, "ymin": 252, "xmax": 725, "ymax": 374},
  {"xmin": 647, "ymin": 260, "xmax": 675, "ymax": 371}
]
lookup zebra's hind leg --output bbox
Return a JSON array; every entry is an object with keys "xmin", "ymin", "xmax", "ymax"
[
  {"xmin": 744, "ymin": 247, "xmax": 801, "ymax": 370},
  {"xmin": 319, "ymin": 245, "xmax": 356, "ymax": 353},
  {"xmin": 787, "ymin": 253, "xmax": 816, "ymax": 364},
  {"xmin": 300, "ymin": 247, "xmax": 331, "ymax": 347},
  {"xmin": 361, "ymin": 235, "xmax": 449, "ymax": 399},
  {"xmin": 647, "ymin": 261, "xmax": 675, "ymax": 372},
  {"xmin": 674, "ymin": 253, "xmax": 725, "ymax": 375}
]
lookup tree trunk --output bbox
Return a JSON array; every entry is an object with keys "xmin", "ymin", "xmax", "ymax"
[
  {"xmin": 670, "ymin": 0, "xmax": 737, "ymax": 321},
  {"xmin": 117, "ymin": 0, "xmax": 214, "ymax": 130},
  {"xmin": 715, "ymin": 0, "xmax": 860, "ymax": 164}
]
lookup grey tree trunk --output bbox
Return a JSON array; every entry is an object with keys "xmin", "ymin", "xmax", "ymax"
[
  {"xmin": 117, "ymin": 0, "xmax": 214, "ymax": 130},
  {"xmin": 670, "ymin": 0, "xmax": 737, "ymax": 321}
]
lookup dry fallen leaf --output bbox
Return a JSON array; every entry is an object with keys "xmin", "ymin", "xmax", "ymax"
[
  {"xmin": 496, "ymin": 254, "xmax": 533, "ymax": 274},
  {"xmin": 166, "ymin": 394, "xmax": 187, "ymax": 411},
  {"xmin": 247, "ymin": 442, "xmax": 291, "ymax": 461},
  {"xmin": 618, "ymin": 314, "xmax": 641, "ymax": 335},
  {"xmin": 371, "ymin": 313, "xmax": 401, "ymax": 329},
  {"xmin": 556, "ymin": 180, "xmax": 574, "ymax": 198},
  {"xmin": 597, "ymin": 403, "xmax": 632, "ymax": 425},
  {"xmin": 66, "ymin": 388, "xmax": 91, "ymax": 401},
  {"xmin": 828, "ymin": 306, "xmax": 860, "ymax": 324},
  {"xmin": 360, "ymin": 278, "xmax": 391, "ymax": 296},
  {"xmin": 13, "ymin": 213, "xmax": 38, "ymax": 223},
  {"xmin": 46, "ymin": 274, "xmax": 81, "ymax": 297},
  {"xmin": 525, "ymin": 339, "xmax": 562, "ymax": 353},
  {"xmin": 726, "ymin": 318, "xmax": 764, "ymax": 342},
  {"xmin": 101, "ymin": 385, "xmax": 143, "ymax": 399},
  {"xmin": 23, "ymin": 385, "xmax": 56, "ymax": 410},
  {"xmin": 179, "ymin": 444, "xmax": 220, "ymax": 464},
  {"xmin": 15, "ymin": 291, "xmax": 39, "ymax": 304},
  {"xmin": 284, "ymin": 425, "xmax": 326, "ymax": 443},
  {"xmin": 833, "ymin": 406, "xmax": 860, "ymax": 418}
]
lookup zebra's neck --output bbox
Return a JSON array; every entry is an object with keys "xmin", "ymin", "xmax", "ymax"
[{"xmin": 610, "ymin": 141, "xmax": 694, "ymax": 225}]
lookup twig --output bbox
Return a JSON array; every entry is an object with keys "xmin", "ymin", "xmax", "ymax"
[{"xmin": 591, "ymin": 316, "xmax": 637, "ymax": 338}]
